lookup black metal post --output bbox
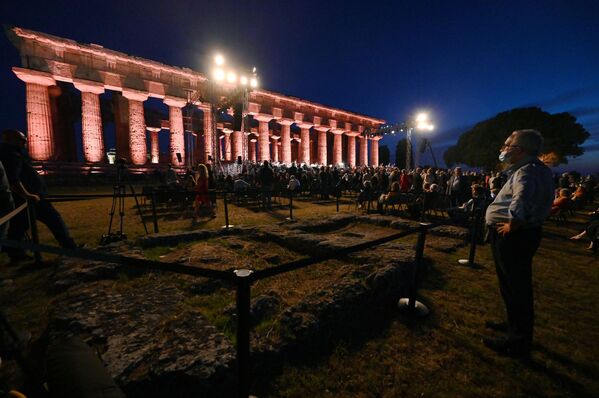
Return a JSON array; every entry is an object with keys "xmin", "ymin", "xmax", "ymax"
[
  {"xmin": 234, "ymin": 269, "xmax": 253, "ymax": 398},
  {"xmin": 27, "ymin": 199, "xmax": 42, "ymax": 264},
  {"xmin": 398, "ymin": 223, "xmax": 430, "ymax": 317},
  {"xmin": 336, "ymin": 189, "xmax": 340, "ymax": 212},
  {"xmin": 222, "ymin": 191, "xmax": 231, "ymax": 230},
  {"xmin": 420, "ymin": 193, "xmax": 427, "ymax": 222},
  {"xmin": 287, "ymin": 190, "xmax": 294, "ymax": 220},
  {"xmin": 151, "ymin": 190, "xmax": 159, "ymax": 233},
  {"xmin": 458, "ymin": 208, "xmax": 480, "ymax": 267}
]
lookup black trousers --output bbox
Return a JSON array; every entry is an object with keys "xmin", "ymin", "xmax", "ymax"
[
  {"xmin": 5, "ymin": 198, "xmax": 76, "ymax": 258},
  {"xmin": 489, "ymin": 226, "xmax": 542, "ymax": 347}
]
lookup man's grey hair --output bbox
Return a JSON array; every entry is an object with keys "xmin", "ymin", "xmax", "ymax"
[{"xmin": 512, "ymin": 129, "xmax": 544, "ymax": 156}]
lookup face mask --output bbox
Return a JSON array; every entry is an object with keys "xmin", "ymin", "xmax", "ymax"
[{"xmin": 498, "ymin": 151, "xmax": 509, "ymax": 163}]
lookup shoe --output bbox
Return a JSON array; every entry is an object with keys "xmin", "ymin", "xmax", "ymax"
[
  {"xmin": 483, "ymin": 336, "xmax": 530, "ymax": 358},
  {"xmin": 485, "ymin": 320, "xmax": 509, "ymax": 332}
]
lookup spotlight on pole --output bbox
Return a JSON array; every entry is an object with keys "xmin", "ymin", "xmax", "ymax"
[
  {"xmin": 213, "ymin": 68, "xmax": 225, "ymax": 81},
  {"xmin": 214, "ymin": 54, "xmax": 225, "ymax": 66},
  {"xmin": 250, "ymin": 77, "xmax": 258, "ymax": 88},
  {"xmin": 227, "ymin": 71, "xmax": 237, "ymax": 84}
]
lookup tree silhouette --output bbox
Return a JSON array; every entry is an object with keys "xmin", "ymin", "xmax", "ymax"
[
  {"xmin": 395, "ymin": 138, "xmax": 413, "ymax": 169},
  {"xmin": 379, "ymin": 144, "xmax": 390, "ymax": 165},
  {"xmin": 443, "ymin": 107, "xmax": 589, "ymax": 170}
]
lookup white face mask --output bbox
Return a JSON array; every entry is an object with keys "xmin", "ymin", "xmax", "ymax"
[{"xmin": 498, "ymin": 151, "xmax": 510, "ymax": 163}]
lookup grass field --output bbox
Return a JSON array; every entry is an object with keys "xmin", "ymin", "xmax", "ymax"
[{"xmin": 1, "ymin": 187, "xmax": 598, "ymax": 397}]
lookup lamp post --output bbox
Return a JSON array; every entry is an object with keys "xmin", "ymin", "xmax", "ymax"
[
  {"xmin": 187, "ymin": 54, "xmax": 258, "ymax": 174},
  {"xmin": 407, "ymin": 112, "xmax": 435, "ymax": 171}
]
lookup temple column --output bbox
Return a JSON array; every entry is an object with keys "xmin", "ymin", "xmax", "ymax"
[
  {"xmin": 345, "ymin": 132, "xmax": 359, "ymax": 167},
  {"xmin": 164, "ymin": 96, "xmax": 187, "ymax": 166},
  {"xmin": 222, "ymin": 128, "xmax": 232, "ymax": 161},
  {"xmin": 254, "ymin": 114, "xmax": 272, "ymax": 162},
  {"xmin": 296, "ymin": 123, "xmax": 313, "ymax": 164},
  {"xmin": 249, "ymin": 138, "xmax": 257, "ymax": 162},
  {"xmin": 122, "ymin": 89, "xmax": 149, "ymax": 165},
  {"xmin": 359, "ymin": 136, "xmax": 368, "ymax": 166},
  {"xmin": 232, "ymin": 131, "xmax": 243, "ymax": 161},
  {"xmin": 314, "ymin": 126, "xmax": 329, "ymax": 165},
  {"xmin": 147, "ymin": 127, "xmax": 161, "ymax": 164},
  {"xmin": 271, "ymin": 136, "xmax": 280, "ymax": 163},
  {"xmin": 277, "ymin": 119, "xmax": 293, "ymax": 165},
  {"xmin": 199, "ymin": 104, "xmax": 213, "ymax": 163},
  {"xmin": 13, "ymin": 68, "xmax": 56, "ymax": 161},
  {"xmin": 370, "ymin": 136, "xmax": 381, "ymax": 166},
  {"xmin": 73, "ymin": 79, "xmax": 105, "ymax": 163}
]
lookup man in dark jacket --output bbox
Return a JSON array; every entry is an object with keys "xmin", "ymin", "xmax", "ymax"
[
  {"xmin": 0, "ymin": 129, "xmax": 77, "ymax": 262},
  {"xmin": 446, "ymin": 167, "xmax": 469, "ymax": 206},
  {"xmin": 259, "ymin": 160, "xmax": 274, "ymax": 209}
]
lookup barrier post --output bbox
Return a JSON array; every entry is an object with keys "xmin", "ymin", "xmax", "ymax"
[
  {"xmin": 27, "ymin": 199, "xmax": 42, "ymax": 264},
  {"xmin": 458, "ymin": 208, "xmax": 480, "ymax": 267},
  {"xmin": 398, "ymin": 223, "xmax": 430, "ymax": 317},
  {"xmin": 336, "ymin": 188, "xmax": 340, "ymax": 212},
  {"xmin": 222, "ymin": 191, "xmax": 232, "ymax": 229},
  {"xmin": 234, "ymin": 269, "xmax": 253, "ymax": 398},
  {"xmin": 151, "ymin": 190, "xmax": 159, "ymax": 233},
  {"xmin": 287, "ymin": 190, "xmax": 294, "ymax": 221}
]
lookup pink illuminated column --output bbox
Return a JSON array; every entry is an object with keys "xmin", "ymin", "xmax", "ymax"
[
  {"xmin": 315, "ymin": 126, "xmax": 329, "ymax": 165},
  {"xmin": 359, "ymin": 136, "xmax": 368, "ymax": 166},
  {"xmin": 277, "ymin": 119, "xmax": 293, "ymax": 165},
  {"xmin": 271, "ymin": 136, "xmax": 280, "ymax": 163},
  {"xmin": 164, "ymin": 96, "xmax": 187, "ymax": 166},
  {"xmin": 13, "ymin": 68, "xmax": 56, "ymax": 161},
  {"xmin": 254, "ymin": 115, "xmax": 272, "ymax": 162},
  {"xmin": 345, "ymin": 132, "xmax": 359, "ymax": 167},
  {"xmin": 73, "ymin": 80, "xmax": 105, "ymax": 163},
  {"xmin": 122, "ymin": 89, "xmax": 149, "ymax": 165},
  {"xmin": 370, "ymin": 136, "xmax": 381, "ymax": 166},
  {"xmin": 249, "ymin": 138, "xmax": 257, "ymax": 162},
  {"xmin": 223, "ymin": 129, "xmax": 232, "ymax": 161},
  {"xmin": 147, "ymin": 127, "xmax": 161, "ymax": 164},
  {"xmin": 232, "ymin": 131, "xmax": 243, "ymax": 161},
  {"xmin": 199, "ymin": 104, "xmax": 213, "ymax": 163},
  {"xmin": 332, "ymin": 131, "xmax": 344, "ymax": 165},
  {"xmin": 297, "ymin": 123, "xmax": 313, "ymax": 164}
]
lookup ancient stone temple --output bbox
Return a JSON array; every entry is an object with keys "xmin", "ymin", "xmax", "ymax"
[{"xmin": 6, "ymin": 27, "xmax": 385, "ymax": 172}]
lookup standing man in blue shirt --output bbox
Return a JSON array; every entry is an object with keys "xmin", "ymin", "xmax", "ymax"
[{"xmin": 484, "ymin": 129, "xmax": 554, "ymax": 358}]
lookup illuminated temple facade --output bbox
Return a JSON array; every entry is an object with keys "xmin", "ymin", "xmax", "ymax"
[{"xmin": 6, "ymin": 27, "xmax": 385, "ymax": 170}]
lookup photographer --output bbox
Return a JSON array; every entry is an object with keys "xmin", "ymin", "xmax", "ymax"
[{"xmin": 0, "ymin": 129, "xmax": 77, "ymax": 262}]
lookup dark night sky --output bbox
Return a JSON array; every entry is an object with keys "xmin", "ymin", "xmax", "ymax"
[{"xmin": 1, "ymin": 0, "xmax": 598, "ymax": 171}]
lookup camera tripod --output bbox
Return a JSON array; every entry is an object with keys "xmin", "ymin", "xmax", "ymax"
[{"xmin": 101, "ymin": 162, "xmax": 148, "ymax": 245}]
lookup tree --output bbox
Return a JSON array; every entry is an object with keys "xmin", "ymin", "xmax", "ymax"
[
  {"xmin": 379, "ymin": 144, "xmax": 390, "ymax": 165},
  {"xmin": 395, "ymin": 138, "xmax": 413, "ymax": 169},
  {"xmin": 443, "ymin": 107, "xmax": 590, "ymax": 170}
]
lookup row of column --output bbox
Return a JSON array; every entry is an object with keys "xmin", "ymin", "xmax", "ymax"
[
  {"xmin": 14, "ymin": 67, "xmax": 193, "ymax": 167},
  {"xmin": 13, "ymin": 67, "xmax": 382, "ymax": 168}
]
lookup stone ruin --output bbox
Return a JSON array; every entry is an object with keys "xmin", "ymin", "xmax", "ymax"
[{"xmin": 48, "ymin": 214, "xmax": 468, "ymax": 397}]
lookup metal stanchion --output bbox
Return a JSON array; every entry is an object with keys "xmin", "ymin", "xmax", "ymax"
[
  {"xmin": 336, "ymin": 189, "xmax": 340, "ymax": 212},
  {"xmin": 458, "ymin": 208, "xmax": 480, "ymax": 267},
  {"xmin": 234, "ymin": 269, "xmax": 253, "ymax": 398},
  {"xmin": 27, "ymin": 199, "xmax": 42, "ymax": 264},
  {"xmin": 151, "ymin": 190, "xmax": 159, "ymax": 233},
  {"xmin": 222, "ymin": 191, "xmax": 233, "ymax": 229},
  {"xmin": 286, "ymin": 190, "xmax": 294, "ymax": 221},
  {"xmin": 398, "ymin": 223, "xmax": 430, "ymax": 317}
]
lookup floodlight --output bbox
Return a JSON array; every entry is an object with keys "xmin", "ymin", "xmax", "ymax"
[
  {"xmin": 213, "ymin": 68, "xmax": 225, "ymax": 81},
  {"xmin": 240, "ymin": 76, "xmax": 248, "ymax": 85},
  {"xmin": 214, "ymin": 54, "xmax": 225, "ymax": 66},
  {"xmin": 227, "ymin": 71, "xmax": 237, "ymax": 83},
  {"xmin": 250, "ymin": 77, "xmax": 258, "ymax": 88}
]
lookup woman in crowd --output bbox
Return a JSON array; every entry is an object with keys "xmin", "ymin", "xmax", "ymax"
[
  {"xmin": 193, "ymin": 164, "xmax": 215, "ymax": 220},
  {"xmin": 551, "ymin": 188, "xmax": 571, "ymax": 215}
]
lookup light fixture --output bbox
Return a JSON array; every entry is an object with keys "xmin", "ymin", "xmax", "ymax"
[
  {"xmin": 416, "ymin": 112, "xmax": 428, "ymax": 123},
  {"xmin": 226, "ymin": 71, "xmax": 237, "ymax": 83},
  {"xmin": 213, "ymin": 68, "xmax": 225, "ymax": 81},
  {"xmin": 214, "ymin": 54, "xmax": 225, "ymax": 66},
  {"xmin": 240, "ymin": 76, "xmax": 248, "ymax": 85},
  {"xmin": 250, "ymin": 77, "xmax": 258, "ymax": 88}
]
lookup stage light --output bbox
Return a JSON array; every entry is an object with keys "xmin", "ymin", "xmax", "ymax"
[
  {"xmin": 250, "ymin": 77, "xmax": 258, "ymax": 88},
  {"xmin": 240, "ymin": 76, "xmax": 248, "ymax": 85},
  {"xmin": 214, "ymin": 54, "xmax": 225, "ymax": 66},
  {"xmin": 227, "ymin": 71, "xmax": 237, "ymax": 83},
  {"xmin": 213, "ymin": 68, "xmax": 225, "ymax": 81},
  {"xmin": 416, "ymin": 112, "xmax": 428, "ymax": 123}
]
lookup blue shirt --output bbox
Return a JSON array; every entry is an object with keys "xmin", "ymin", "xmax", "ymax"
[{"xmin": 485, "ymin": 156, "xmax": 554, "ymax": 228}]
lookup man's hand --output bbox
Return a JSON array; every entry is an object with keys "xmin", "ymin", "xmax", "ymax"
[
  {"xmin": 496, "ymin": 220, "xmax": 522, "ymax": 236},
  {"xmin": 27, "ymin": 194, "xmax": 40, "ymax": 203}
]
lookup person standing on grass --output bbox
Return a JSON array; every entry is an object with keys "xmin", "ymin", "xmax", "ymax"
[
  {"xmin": 0, "ymin": 129, "xmax": 77, "ymax": 263},
  {"xmin": 484, "ymin": 129, "xmax": 554, "ymax": 358}
]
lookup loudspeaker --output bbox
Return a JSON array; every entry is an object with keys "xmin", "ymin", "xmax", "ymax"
[{"xmin": 176, "ymin": 152, "xmax": 182, "ymax": 163}]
